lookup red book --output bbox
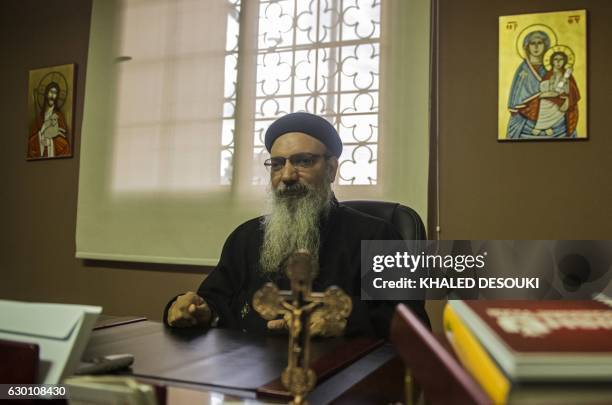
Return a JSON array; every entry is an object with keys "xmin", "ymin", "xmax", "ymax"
[{"xmin": 449, "ymin": 297, "xmax": 612, "ymax": 381}]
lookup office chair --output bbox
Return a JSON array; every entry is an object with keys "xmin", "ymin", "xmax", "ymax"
[
  {"xmin": 343, "ymin": 201, "xmax": 430, "ymax": 404},
  {"xmin": 342, "ymin": 200, "xmax": 427, "ymax": 240},
  {"xmin": 343, "ymin": 199, "xmax": 431, "ymax": 326}
]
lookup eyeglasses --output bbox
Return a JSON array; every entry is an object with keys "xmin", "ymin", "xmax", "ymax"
[{"xmin": 263, "ymin": 153, "xmax": 331, "ymax": 172}]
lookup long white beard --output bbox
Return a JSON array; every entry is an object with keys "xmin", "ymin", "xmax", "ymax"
[{"xmin": 260, "ymin": 180, "xmax": 333, "ymax": 274}]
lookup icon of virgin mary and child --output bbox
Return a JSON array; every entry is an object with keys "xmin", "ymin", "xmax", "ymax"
[{"xmin": 506, "ymin": 30, "xmax": 580, "ymax": 139}]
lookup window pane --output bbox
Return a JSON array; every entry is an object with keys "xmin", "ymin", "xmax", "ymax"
[
  {"xmin": 253, "ymin": 0, "xmax": 380, "ymax": 185},
  {"xmin": 112, "ymin": 0, "xmax": 241, "ymax": 192}
]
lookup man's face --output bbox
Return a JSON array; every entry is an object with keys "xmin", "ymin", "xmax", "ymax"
[
  {"xmin": 46, "ymin": 87, "xmax": 58, "ymax": 107},
  {"xmin": 261, "ymin": 131, "xmax": 338, "ymax": 274},
  {"xmin": 527, "ymin": 37, "xmax": 545, "ymax": 57},
  {"xmin": 269, "ymin": 132, "xmax": 338, "ymax": 193}
]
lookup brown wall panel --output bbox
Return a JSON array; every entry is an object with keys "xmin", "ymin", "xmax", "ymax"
[{"xmin": 436, "ymin": 0, "xmax": 612, "ymax": 240}]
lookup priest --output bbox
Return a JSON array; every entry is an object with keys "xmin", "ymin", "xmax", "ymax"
[{"xmin": 164, "ymin": 112, "xmax": 429, "ymax": 337}]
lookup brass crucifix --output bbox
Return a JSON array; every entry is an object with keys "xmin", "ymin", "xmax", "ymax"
[{"xmin": 252, "ymin": 250, "xmax": 352, "ymax": 405}]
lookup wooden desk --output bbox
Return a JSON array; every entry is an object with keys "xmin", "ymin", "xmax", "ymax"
[
  {"xmin": 94, "ymin": 315, "xmax": 147, "ymax": 330},
  {"xmin": 82, "ymin": 321, "xmax": 403, "ymax": 404}
]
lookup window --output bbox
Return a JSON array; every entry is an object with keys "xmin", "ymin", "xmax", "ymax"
[
  {"xmin": 77, "ymin": 0, "xmax": 430, "ymax": 265},
  {"xmin": 111, "ymin": 0, "xmax": 381, "ymax": 191},
  {"xmin": 111, "ymin": 0, "xmax": 241, "ymax": 191}
]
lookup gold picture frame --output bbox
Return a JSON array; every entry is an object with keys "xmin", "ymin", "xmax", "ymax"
[
  {"xmin": 27, "ymin": 63, "xmax": 76, "ymax": 160},
  {"xmin": 498, "ymin": 10, "xmax": 587, "ymax": 141}
]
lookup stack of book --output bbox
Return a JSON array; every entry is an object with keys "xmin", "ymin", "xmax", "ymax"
[{"xmin": 444, "ymin": 298, "xmax": 612, "ymax": 404}]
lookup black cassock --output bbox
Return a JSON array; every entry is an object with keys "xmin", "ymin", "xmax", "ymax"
[{"xmin": 165, "ymin": 199, "xmax": 429, "ymax": 337}]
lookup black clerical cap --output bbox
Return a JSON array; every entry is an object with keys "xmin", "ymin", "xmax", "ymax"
[{"xmin": 264, "ymin": 112, "xmax": 343, "ymax": 157}]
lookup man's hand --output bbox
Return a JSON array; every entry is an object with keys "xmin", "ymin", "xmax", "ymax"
[
  {"xmin": 266, "ymin": 310, "xmax": 346, "ymax": 337},
  {"xmin": 267, "ymin": 311, "xmax": 293, "ymax": 332},
  {"xmin": 167, "ymin": 291, "xmax": 212, "ymax": 328}
]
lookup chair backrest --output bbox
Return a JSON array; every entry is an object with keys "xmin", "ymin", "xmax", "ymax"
[{"xmin": 341, "ymin": 200, "xmax": 426, "ymax": 240}]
